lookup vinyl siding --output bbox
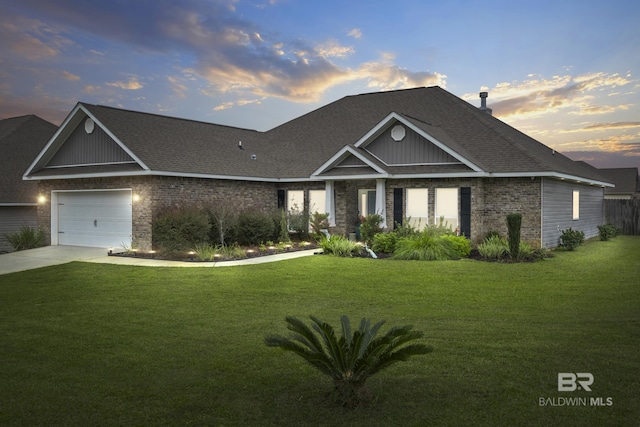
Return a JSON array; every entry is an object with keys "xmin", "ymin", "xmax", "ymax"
[
  {"xmin": 47, "ymin": 119, "xmax": 134, "ymax": 166},
  {"xmin": 542, "ymin": 178, "xmax": 604, "ymax": 248},
  {"xmin": 0, "ymin": 206, "xmax": 38, "ymax": 252},
  {"xmin": 365, "ymin": 123, "xmax": 459, "ymax": 165}
]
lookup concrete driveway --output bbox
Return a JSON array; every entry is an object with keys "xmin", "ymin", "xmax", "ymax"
[{"xmin": 0, "ymin": 246, "xmax": 109, "ymax": 275}]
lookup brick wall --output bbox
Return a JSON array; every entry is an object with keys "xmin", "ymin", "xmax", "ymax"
[{"xmin": 330, "ymin": 177, "xmax": 542, "ymax": 244}]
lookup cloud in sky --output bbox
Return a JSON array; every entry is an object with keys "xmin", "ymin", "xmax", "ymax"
[
  {"xmin": 1, "ymin": 0, "xmax": 639, "ymax": 170},
  {"xmin": 106, "ymin": 77, "xmax": 143, "ymax": 90},
  {"xmin": 347, "ymin": 28, "xmax": 362, "ymax": 39},
  {"xmin": 467, "ymin": 72, "xmax": 635, "ymax": 120}
]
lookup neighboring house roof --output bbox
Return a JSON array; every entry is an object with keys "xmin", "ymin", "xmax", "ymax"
[
  {"xmin": 598, "ymin": 167, "xmax": 640, "ymax": 195},
  {"xmin": 24, "ymin": 86, "xmax": 614, "ymax": 186},
  {"xmin": 0, "ymin": 115, "xmax": 57, "ymax": 205}
]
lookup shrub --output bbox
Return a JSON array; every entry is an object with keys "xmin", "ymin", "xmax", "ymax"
[
  {"xmin": 360, "ymin": 214, "xmax": 384, "ymax": 245},
  {"xmin": 440, "ymin": 234, "xmax": 471, "ymax": 258},
  {"xmin": 394, "ymin": 219, "xmax": 419, "ymax": 238},
  {"xmin": 278, "ymin": 209, "xmax": 290, "ymax": 243},
  {"xmin": 506, "ymin": 213, "xmax": 522, "ymax": 260},
  {"xmin": 393, "ymin": 232, "xmax": 459, "ymax": 261},
  {"xmin": 320, "ymin": 235, "xmax": 363, "ymax": 257},
  {"xmin": 191, "ymin": 242, "xmax": 217, "ymax": 261},
  {"xmin": 265, "ymin": 315, "xmax": 432, "ymax": 408},
  {"xmin": 517, "ymin": 241, "xmax": 535, "ymax": 261},
  {"xmin": 309, "ymin": 212, "xmax": 329, "ymax": 241},
  {"xmin": 477, "ymin": 235, "xmax": 509, "ymax": 260},
  {"xmin": 4, "ymin": 225, "xmax": 46, "ymax": 251},
  {"xmin": 560, "ymin": 228, "xmax": 585, "ymax": 251},
  {"xmin": 422, "ymin": 217, "xmax": 455, "ymax": 238},
  {"xmin": 153, "ymin": 207, "xmax": 210, "ymax": 256},
  {"xmin": 288, "ymin": 203, "xmax": 309, "ymax": 239},
  {"xmin": 235, "ymin": 210, "xmax": 275, "ymax": 245},
  {"xmin": 372, "ymin": 232, "xmax": 397, "ymax": 254},
  {"xmin": 598, "ymin": 223, "xmax": 618, "ymax": 241}
]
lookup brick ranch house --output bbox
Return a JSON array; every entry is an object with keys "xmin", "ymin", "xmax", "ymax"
[{"xmin": 23, "ymin": 86, "xmax": 613, "ymax": 251}]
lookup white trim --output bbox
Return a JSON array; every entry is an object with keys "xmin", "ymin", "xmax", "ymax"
[
  {"xmin": 311, "ymin": 145, "xmax": 386, "ymax": 177},
  {"xmin": 489, "ymin": 171, "xmax": 614, "ymax": 187},
  {"xmin": 0, "ymin": 203, "xmax": 38, "ymax": 207},
  {"xmin": 80, "ymin": 105, "xmax": 150, "ymax": 171},
  {"xmin": 23, "ymin": 103, "xmax": 150, "ymax": 179},
  {"xmin": 44, "ymin": 161, "xmax": 138, "ymax": 169},
  {"xmin": 353, "ymin": 112, "xmax": 484, "ymax": 172},
  {"xmin": 50, "ymin": 188, "xmax": 133, "ymax": 247},
  {"xmin": 325, "ymin": 181, "xmax": 336, "ymax": 227},
  {"xmin": 375, "ymin": 179, "xmax": 387, "ymax": 228}
]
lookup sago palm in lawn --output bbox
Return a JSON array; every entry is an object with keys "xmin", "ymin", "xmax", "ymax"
[{"xmin": 265, "ymin": 315, "xmax": 433, "ymax": 407}]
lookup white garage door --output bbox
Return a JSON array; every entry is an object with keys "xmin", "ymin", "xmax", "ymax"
[{"xmin": 57, "ymin": 190, "xmax": 132, "ymax": 248}]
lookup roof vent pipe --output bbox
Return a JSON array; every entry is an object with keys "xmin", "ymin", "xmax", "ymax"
[{"xmin": 479, "ymin": 92, "xmax": 492, "ymax": 115}]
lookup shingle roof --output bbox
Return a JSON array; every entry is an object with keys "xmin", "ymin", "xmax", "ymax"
[
  {"xmin": 265, "ymin": 86, "xmax": 611, "ymax": 183},
  {"xmin": 0, "ymin": 115, "xmax": 57, "ymax": 204},
  {"xmin": 80, "ymin": 104, "xmax": 282, "ymax": 179},
  {"xmin": 25, "ymin": 86, "xmax": 613, "ymax": 185},
  {"xmin": 598, "ymin": 168, "xmax": 640, "ymax": 194}
]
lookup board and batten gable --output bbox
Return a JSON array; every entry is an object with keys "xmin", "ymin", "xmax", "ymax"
[
  {"xmin": 363, "ymin": 122, "xmax": 460, "ymax": 165},
  {"xmin": 46, "ymin": 118, "xmax": 135, "ymax": 167},
  {"xmin": 542, "ymin": 177, "xmax": 604, "ymax": 248}
]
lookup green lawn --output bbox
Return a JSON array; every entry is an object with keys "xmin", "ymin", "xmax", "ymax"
[{"xmin": 1, "ymin": 237, "xmax": 639, "ymax": 426}]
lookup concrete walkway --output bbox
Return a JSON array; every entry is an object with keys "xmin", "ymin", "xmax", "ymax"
[{"xmin": 0, "ymin": 245, "xmax": 319, "ymax": 275}]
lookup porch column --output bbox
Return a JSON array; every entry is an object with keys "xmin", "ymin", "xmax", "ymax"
[
  {"xmin": 324, "ymin": 180, "xmax": 336, "ymax": 227},
  {"xmin": 375, "ymin": 179, "xmax": 387, "ymax": 228}
]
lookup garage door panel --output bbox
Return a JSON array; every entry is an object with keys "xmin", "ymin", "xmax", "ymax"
[{"xmin": 57, "ymin": 190, "xmax": 132, "ymax": 248}]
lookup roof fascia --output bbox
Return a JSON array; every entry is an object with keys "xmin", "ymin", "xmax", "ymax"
[
  {"xmin": 23, "ymin": 103, "xmax": 149, "ymax": 178},
  {"xmin": 311, "ymin": 145, "xmax": 387, "ymax": 177},
  {"xmin": 23, "ymin": 102, "xmax": 83, "ymax": 178},
  {"xmin": 493, "ymin": 172, "xmax": 614, "ymax": 187},
  {"xmin": 81, "ymin": 105, "xmax": 150, "ymax": 170},
  {"xmin": 22, "ymin": 169, "xmax": 314, "ymax": 183},
  {"xmin": 353, "ymin": 112, "xmax": 484, "ymax": 172}
]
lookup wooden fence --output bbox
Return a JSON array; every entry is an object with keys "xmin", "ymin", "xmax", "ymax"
[{"xmin": 604, "ymin": 199, "xmax": 640, "ymax": 235}]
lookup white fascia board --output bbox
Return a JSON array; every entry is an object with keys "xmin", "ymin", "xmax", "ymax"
[
  {"xmin": 490, "ymin": 171, "xmax": 615, "ymax": 187},
  {"xmin": 23, "ymin": 169, "xmax": 302, "ymax": 183},
  {"xmin": 80, "ymin": 105, "xmax": 150, "ymax": 171},
  {"xmin": 0, "ymin": 203, "xmax": 38, "ymax": 207},
  {"xmin": 23, "ymin": 104, "xmax": 150, "ymax": 179},
  {"xmin": 353, "ymin": 112, "xmax": 484, "ymax": 173},
  {"xmin": 23, "ymin": 102, "xmax": 83, "ymax": 178},
  {"xmin": 310, "ymin": 145, "xmax": 386, "ymax": 177}
]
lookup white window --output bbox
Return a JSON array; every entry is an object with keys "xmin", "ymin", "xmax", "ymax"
[
  {"xmin": 308, "ymin": 190, "xmax": 326, "ymax": 215},
  {"xmin": 406, "ymin": 188, "xmax": 429, "ymax": 230},
  {"xmin": 287, "ymin": 190, "xmax": 304, "ymax": 214},
  {"xmin": 435, "ymin": 188, "xmax": 459, "ymax": 230},
  {"xmin": 358, "ymin": 189, "xmax": 376, "ymax": 217},
  {"xmin": 573, "ymin": 190, "xmax": 580, "ymax": 220}
]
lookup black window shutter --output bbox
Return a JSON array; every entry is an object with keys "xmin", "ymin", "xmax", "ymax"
[
  {"xmin": 460, "ymin": 187, "xmax": 471, "ymax": 239},
  {"xmin": 393, "ymin": 188, "xmax": 403, "ymax": 229},
  {"xmin": 277, "ymin": 190, "xmax": 285, "ymax": 210}
]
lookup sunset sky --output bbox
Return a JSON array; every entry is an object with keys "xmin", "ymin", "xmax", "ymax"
[{"xmin": 1, "ymin": 0, "xmax": 639, "ymax": 170}]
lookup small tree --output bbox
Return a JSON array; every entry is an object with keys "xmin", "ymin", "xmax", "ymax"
[
  {"xmin": 209, "ymin": 202, "xmax": 237, "ymax": 248},
  {"xmin": 265, "ymin": 315, "xmax": 432, "ymax": 407},
  {"xmin": 506, "ymin": 213, "xmax": 522, "ymax": 260},
  {"xmin": 278, "ymin": 209, "xmax": 290, "ymax": 242}
]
